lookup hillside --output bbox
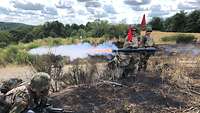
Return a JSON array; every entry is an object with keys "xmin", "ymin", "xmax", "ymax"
[{"xmin": 0, "ymin": 22, "xmax": 33, "ymax": 31}]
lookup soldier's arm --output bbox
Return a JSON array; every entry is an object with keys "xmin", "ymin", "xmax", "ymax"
[
  {"xmin": 123, "ymin": 36, "xmax": 129, "ymax": 48},
  {"xmin": 8, "ymin": 92, "xmax": 29, "ymax": 113},
  {"xmin": 145, "ymin": 37, "xmax": 155, "ymax": 47}
]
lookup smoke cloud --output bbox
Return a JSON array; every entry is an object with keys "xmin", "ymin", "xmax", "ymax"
[{"xmin": 29, "ymin": 42, "xmax": 118, "ymax": 60}]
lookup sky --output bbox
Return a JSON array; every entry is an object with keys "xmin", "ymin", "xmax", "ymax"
[{"xmin": 0, "ymin": 0, "xmax": 199, "ymax": 25}]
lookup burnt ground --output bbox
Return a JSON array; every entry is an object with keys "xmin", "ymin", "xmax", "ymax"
[{"xmin": 50, "ymin": 71, "xmax": 200, "ymax": 113}]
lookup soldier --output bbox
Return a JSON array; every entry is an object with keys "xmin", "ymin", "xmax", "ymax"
[
  {"xmin": 119, "ymin": 26, "xmax": 140, "ymax": 78},
  {"xmin": 4, "ymin": 72, "xmax": 51, "ymax": 113},
  {"xmin": 123, "ymin": 26, "xmax": 139, "ymax": 48},
  {"xmin": 138, "ymin": 26, "xmax": 155, "ymax": 71}
]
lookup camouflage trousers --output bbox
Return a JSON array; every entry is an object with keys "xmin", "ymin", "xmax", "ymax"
[
  {"xmin": 138, "ymin": 52, "xmax": 151, "ymax": 71},
  {"xmin": 111, "ymin": 53, "xmax": 140, "ymax": 78}
]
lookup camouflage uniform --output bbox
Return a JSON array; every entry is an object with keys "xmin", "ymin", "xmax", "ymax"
[
  {"xmin": 138, "ymin": 27, "xmax": 155, "ymax": 71},
  {"xmin": 118, "ymin": 33, "xmax": 140, "ymax": 78},
  {"xmin": 0, "ymin": 78, "xmax": 23, "ymax": 94},
  {"xmin": 5, "ymin": 72, "xmax": 51, "ymax": 113}
]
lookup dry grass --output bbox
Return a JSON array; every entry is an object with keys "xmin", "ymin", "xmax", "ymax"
[
  {"xmin": 49, "ymin": 52, "xmax": 200, "ymax": 113},
  {"xmin": 0, "ymin": 65, "xmax": 33, "ymax": 81}
]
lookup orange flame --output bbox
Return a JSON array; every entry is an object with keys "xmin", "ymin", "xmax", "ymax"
[{"xmin": 90, "ymin": 48, "xmax": 113, "ymax": 53}]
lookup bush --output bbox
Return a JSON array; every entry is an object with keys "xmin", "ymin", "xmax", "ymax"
[
  {"xmin": 176, "ymin": 34, "xmax": 197, "ymax": 43},
  {"xmin": 4, "ymin": 45, "xmax": 19, "ymax": 63},
  {"xmin": 161, "ymin": 36, "xmax": 177, "ymax": 42},
  {"xmin": 1, "ymin": 45, "xmax": 32, "ymax": 64},
  {"xmin": 161, "ymin": 34, "xmax": 197, "ymax": 43}
]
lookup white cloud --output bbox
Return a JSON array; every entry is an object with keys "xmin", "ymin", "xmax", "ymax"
[{"xmin": 0, "ymin": 0, "xmax": 198, "ymax": 25}]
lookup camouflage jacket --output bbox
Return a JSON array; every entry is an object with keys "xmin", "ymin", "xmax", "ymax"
[
  {"xmin": 140, "ymin": 35, "xmax": 155, "ymax": 47},
  {"xmin": 5, "ymin": 85, "xmax": 47, "ymax": 113},
  {"xmin": 123, "ymin": 36, "xmax": 139, "ymax": 48}
]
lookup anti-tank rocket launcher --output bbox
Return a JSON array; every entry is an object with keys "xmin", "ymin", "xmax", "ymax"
[{"xmin": 112, "ymin": 47, "xmax": 157, "ymax": 55}]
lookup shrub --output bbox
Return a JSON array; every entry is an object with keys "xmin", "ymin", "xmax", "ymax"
[
  {"xmin": 161, "ymin": 36, "xmax": 177, "ymax": 42},
  {"xmin": 4, "ymin": 45, "xmax": 19, "ymax": 63},
  {"xmin": 161, "ymin": 34, "xmax": 197, "ymax": 43},
  {"xmin": 31, "ymin": 54, "xmax": 64, "ymax": 92},
  {"xmin": 176, "ymin": 34, "xmax": 197, "ymax": 43},
  {"xmin": 1, "ymin": 45, "xmax": 32, "ymax": 64}
]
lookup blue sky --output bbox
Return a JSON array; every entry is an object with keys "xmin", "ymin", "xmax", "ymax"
[{"xmin": 0, "ymin": 0, "xmax": 199, "ymax": 25}]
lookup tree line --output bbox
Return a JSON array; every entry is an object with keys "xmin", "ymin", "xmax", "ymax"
[
  {"xmin": 0, "ymin": 10, "xmax": 200, "ymax": 48},
  {"xmin": 149, "ymin": 10, "xmax": 200, "ymax": 32},
  {"xmin": 0, "ymin": 20, "xmax": 129, "ymax": 48}
]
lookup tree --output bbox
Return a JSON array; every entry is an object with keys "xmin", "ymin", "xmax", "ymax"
[
  {"xmin": 108, "ymin": 24, "xmax": 127, "ymax": 39},
  {"xmin": 185, "ymin": 10, "xmax": 200, "ymax": 32},
  {"xmin": 77, "ymin": 29, "xmax": 86, "ymax": 38},
  {"xmin": 163, "ymin": 11, "xmax": 187, "ymax": 32},
  {"xmin": 42, "ymin": 21, "xmax": 66, "ymax": 38},
  {"xmin": 31, "ymin": 25, "xmax": 44, "ymax": 39},
  {"xmin": 172, "ymin": 11, "xmax": 187, "ymax": 32},
  {"xmin": 149, "ymin": 17, "xmax": 164, "ymax": 31},
  {"xmin": 9, "ymin": 27, "xmax": 32, "ymax": 43},
  {"xmin": 0, "ymin": 31, "xmax": 11, "ymax": 47},
  {"xmin": 71, "ymin": 24, "xmax": 79, "ymax": 30},
  {"xmin": 65, "ymin": 24, "xmax": 72, "ymax": 37},
  {"xmin": 90, "ymin": 20, "xmax": 110, "ymax": 37}
]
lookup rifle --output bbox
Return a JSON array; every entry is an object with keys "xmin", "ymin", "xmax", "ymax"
[{"xmin": 28, "ymin": 104, "xmax": 74, "ymax": 113}]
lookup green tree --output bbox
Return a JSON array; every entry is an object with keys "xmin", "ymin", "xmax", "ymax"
[
  {"xmin": 9, "ymin": 27, "xmax": 32, "ymax": 43},
  {"xmin": 71, "ymin": 24, "xmax": 79, "ymax": 30},
  {"xmin": 185, "ymin": 10, "xmax": 200, "ymax": 32},
  {"xmin": 108, "ymin": 24, "xmax": 127, "ymax": 38},
  {"xmin": 0, "ymin": 31, "xmax": 11, "ymax": 47},
  {"xmin": 163, "ymin": 11, "xmax": 187, "ymax": 32},
  {"xmin": 65, "ymin": 24, "xmax": 72, "ymax": 37},
  {"xmin": 77, "ymin": 29, "xmax": 86, "ymax": 38},
  {"xmin": 42, "ymin": 21, "xmax": 66, "ymax": 38},
  {"xmin": 90, "ymin": 20, "xmax": 110, "ymax": 37},
  {"xmin": 149, "ymin": 17, "xmax": 164, "ymax": 31}
]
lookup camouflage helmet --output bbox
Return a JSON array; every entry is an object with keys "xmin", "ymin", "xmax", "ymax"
[
  {"xmin": 30, "ymin": 72, "xmax": 51, "ymax": 92},
  {"xmin": 146, "ymin": 26, "xmax": 152, "ymax": 32}
]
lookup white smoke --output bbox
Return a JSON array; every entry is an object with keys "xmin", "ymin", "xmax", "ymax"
[
  {"xmin": 29, "ymin": 42, "xmax": 118, "ymax": 61},
  {"xmin": 163, "ymin": 44, "xmax": 200, "ymax": 56}
]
